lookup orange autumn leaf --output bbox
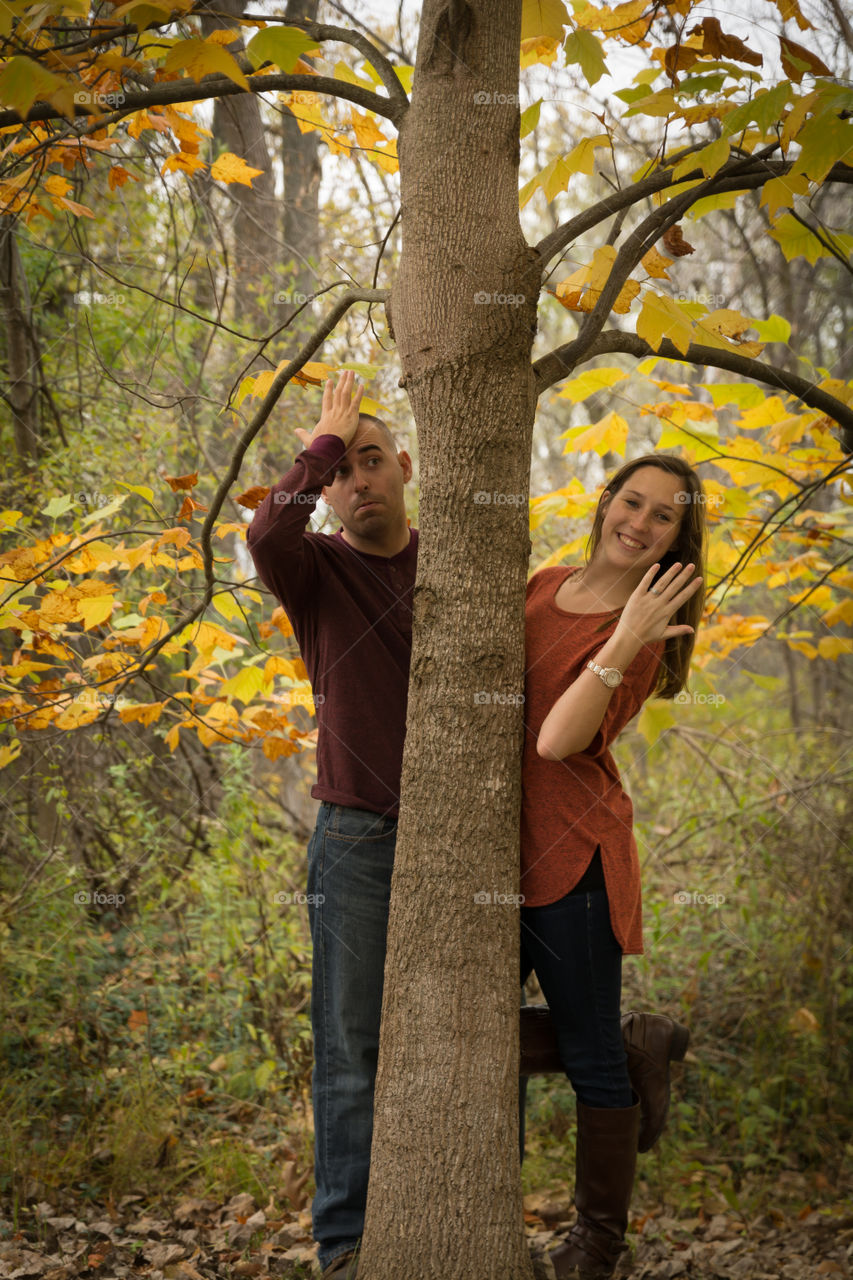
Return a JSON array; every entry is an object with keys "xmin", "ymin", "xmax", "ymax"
[
  {"xmin": 662, "ymin": 224, "xmax": 695, "ymax": 257},
  {"xmin": 236, "ymin": 485, "xmax": 271, "ymax": 509},
  {"xmin": 164, "ymin": 471, "xmax": 198, "ymax": 491},
  {"xmin": 779, "ymin": 36, "xmax": 831, "ymax": 83},
  {"xmin": 128, "ymin": 1009, "xmax": 148, "ymax": 1031},
  {"xmin": 177, "ymin": 494, "xmax": 208, "ymax": 519}
]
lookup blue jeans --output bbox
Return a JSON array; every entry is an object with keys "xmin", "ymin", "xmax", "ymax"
[
  {"xmin": 306, "ymin": 801, "xmax": 397, "ymax": 1271},
  {"xmin": 520, "ymin": 888, "xmax": 632, "ymax": 1109}
]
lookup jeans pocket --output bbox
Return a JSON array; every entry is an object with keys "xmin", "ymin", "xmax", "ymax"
[{"xmin": 329, "ymin": 805, "xmax": 396, "ymax": 842}]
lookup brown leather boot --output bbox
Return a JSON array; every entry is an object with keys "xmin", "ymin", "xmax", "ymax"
[
  {"xmin": 549, "ymin": 1100, "xmax": 640, "ymax": 1279},
  {"xmin": 519, "ymin": 1006, "xmax": 688, "ymax": 1152},
  {"xmin": 621, "ymin": 1010, "xmax": 689, "ymax": 1152}
]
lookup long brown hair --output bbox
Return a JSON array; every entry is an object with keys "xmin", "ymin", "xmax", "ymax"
[{"xmin": 585, "ymin": 454, "xmax": 707, "ymax": 698}]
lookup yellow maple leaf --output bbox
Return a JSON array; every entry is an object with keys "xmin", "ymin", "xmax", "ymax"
[
  {"xmin": 555, "ymin": 245, "xmax": 639, "ymax": 315},
  {"xmin": 636, "ymin": 292, "xmax": 693, "ymax": 356},
  {"xmin": 210, "ymin": 151, "xmax": 264, "ymax": 186},
  {"xmin": 562, "ymin": 411, "xmax": 629, "ymax": 456}
]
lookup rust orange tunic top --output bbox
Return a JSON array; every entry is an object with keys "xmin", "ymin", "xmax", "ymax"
[{"xmin": 521, "ymin": 566, "xmax": 664, "ymax": 955}]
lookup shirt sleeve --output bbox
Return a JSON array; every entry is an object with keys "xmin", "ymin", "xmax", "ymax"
[{"xmin": 246, "ymin": 434, "xmax": 347, "ymax": 614}]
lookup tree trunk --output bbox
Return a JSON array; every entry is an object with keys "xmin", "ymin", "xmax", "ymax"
[
  {"xmin": 360, "ymin": 4, "xmax": 538, "ymax": 1277},
  {"xmin": 0, "ymin": 217, "xmax": 40, "ymax": 465}
]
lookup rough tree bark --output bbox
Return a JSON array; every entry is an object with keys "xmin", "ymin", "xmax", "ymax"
[
  {"xmin": 359, "ymin": 3, "xmax": 538, "ymax": 1277},
  {"xmin": 0, "ymin": 218, "xmax": 40, "ymax": 464}
]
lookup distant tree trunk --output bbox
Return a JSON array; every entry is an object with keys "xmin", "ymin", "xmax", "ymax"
[
  {"xmin": 359, "ymin": 3, "xmax": 538, "ymax": 1277},
  {"xmin": 281, "ymin": 0, "xmax": 321, "ymax": 323},
  {"xmin": 0, "ymin": 217, "xmax": 40, "ymax": 465},
  {"xmin": 200, "ymin": 0, "xmax": 278, "ymax": 327}
]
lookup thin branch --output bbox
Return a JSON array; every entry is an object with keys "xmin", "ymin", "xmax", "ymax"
[
  {"xmin": 534, "ymin": 158, "xmax": 853, "ymax": 274},
  {"xmin": 532, "ymin": 329, "xmax": 853, "ymax": 438},
  {"xmin": 117, "ymin": 287, "xmax": 388, "ymax": 681}
]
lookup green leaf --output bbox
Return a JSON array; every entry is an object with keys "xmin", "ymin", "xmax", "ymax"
[
  {"xmin": 245, "ymin": 26, "xmax": 321, "ymax": 73},
  {"xmin": 564, "ymin": 29, "xmax": 608, "ymax": 86},
  {"xmin": 163, "ymin": 38, "xmax": 250, "ymax": 91},
  {"xmin": 752, "ymin": 314, "xmax": 791, "ymax": 344},
  {"xmin": 41, "ymin": 494, "xmax": 76, "ymax": 519},
  {"xmin": 0, "ymin": 56, "xmax": 64, "ymax": 117},
  {"xmin": 723, "ymin": 81, "xmax": 791, "ymax": 137},
  {"xmin": 686, "ymin": 190, "xmax": 739, "ymax": 219},
  {"xmin": 789, "ymin": 114, "xmax": 853, "ymax": 185},
  {"xmin": 81, "ymin": 495, "xmax": 128, "ymax": 526},
  {"xmin": 769, "ymin": 213, "xmax": 853, "ymax": 264},
  {"xmin": 656, "ymin": 421, "xmax": 720, "ymax": 461},
  {"xmin": 520, "ymin": 98, "xmax": 542, "ymax": 139},
  {"xmin": 637, "ymin": 699, "xmax": 675, "ymax": 746},
  {"xmin": 701, "ymin": 381, "xmax": 765, "ymax": 409},
  {"xmin": 672, "ymin": 137, "xmax": 729, "ymax": 181},
  {"xmin": 118, "ymin": 483, "xmax": 155, "ymax": 502}
]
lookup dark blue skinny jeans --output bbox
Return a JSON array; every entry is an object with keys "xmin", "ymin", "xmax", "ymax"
[{"xmin": 520, "ymin": 885, "xmax": 633, "ymax": 1109}]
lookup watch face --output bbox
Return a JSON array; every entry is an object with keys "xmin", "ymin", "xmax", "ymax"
[{"xmin": 604, "ymin": 668, "xmax": 622, "ymax": 688}]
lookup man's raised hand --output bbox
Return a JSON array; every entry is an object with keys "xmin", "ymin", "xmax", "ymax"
[{"xmin": 294, "ymin": 371, "xmax": 364, "ymax": 450}]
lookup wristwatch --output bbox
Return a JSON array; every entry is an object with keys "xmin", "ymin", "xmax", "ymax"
[{"xmin": 586, "ymin": 658, "xmax": 623, "ymax": 688}]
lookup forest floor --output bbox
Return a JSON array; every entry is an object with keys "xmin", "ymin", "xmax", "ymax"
[{"xmin": 0, "ymin": 1186, "xmax": 850, "ymax": 1280}]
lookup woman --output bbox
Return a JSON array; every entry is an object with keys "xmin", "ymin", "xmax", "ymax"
[{"xmin": 521, "ymin": 454, "xmax": 706, "ymax": 1279}]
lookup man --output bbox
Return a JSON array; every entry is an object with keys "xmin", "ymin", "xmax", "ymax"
[
  {"xmin": 247, "ymin": 371, "xmax": 414, "ymax": 1279},
  {"xmin": 248, "ymin": 372, "xmax": 687, "ymax": 1279}
]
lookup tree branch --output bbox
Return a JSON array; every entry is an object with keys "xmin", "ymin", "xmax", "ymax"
[
  {"xmin": 0, "ymin": 70, "xmax": 403, "ymax": 131},
  {"xmin": 131, "ymin": 286, "xmax": 388, "ymax": 676},
  {"xmin": 532, "ymin": 329, "xmax": 853, "ymax": 440},
  {"xmin": 534, "ymin": 159, "xmax": 853, "ymax": 274}
]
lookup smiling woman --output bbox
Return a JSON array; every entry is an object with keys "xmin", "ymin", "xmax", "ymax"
[{"xmin": 520, "ymin": 453, "xmax": 708, "ymax": 1279}]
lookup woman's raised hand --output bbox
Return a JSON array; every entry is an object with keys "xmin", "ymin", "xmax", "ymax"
[{"xmin": 615, "ymin": 562, "xmax": 703, "ymax": 646}]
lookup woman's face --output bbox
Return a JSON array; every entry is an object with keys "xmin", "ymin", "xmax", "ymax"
[{"xmin": 596, "ymin": 466, "xmax": 686, "ymax": 576}]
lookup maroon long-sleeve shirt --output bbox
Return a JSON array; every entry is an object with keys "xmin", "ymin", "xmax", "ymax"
[{"xmin": 247, "ymin": 434, "xmax": 417, "ymax": 816}]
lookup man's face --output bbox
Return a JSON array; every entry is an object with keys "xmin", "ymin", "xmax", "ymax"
[{"xmin": 322, "ymin": 419, "xmax": 413, "ymax": 545}]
